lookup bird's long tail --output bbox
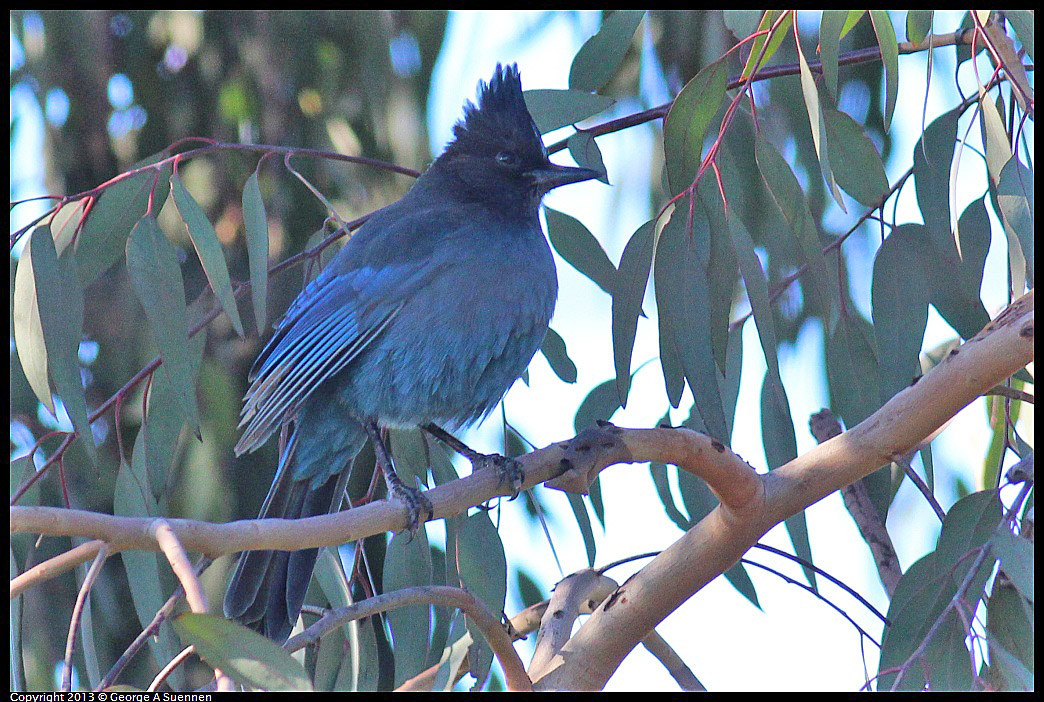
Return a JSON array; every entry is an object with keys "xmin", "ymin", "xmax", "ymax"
[{"xmin": 224, "ymin": 420, "xmax": 363, "ymax": 642}]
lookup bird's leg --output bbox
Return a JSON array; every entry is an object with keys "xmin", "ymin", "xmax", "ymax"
[
  {"xmin": 422, "ymin": 423, "xmax": 524, "ymax": 499},
  {"xmin": 364, "ymin": 422, "xmax": 433, "ymax": 533}
]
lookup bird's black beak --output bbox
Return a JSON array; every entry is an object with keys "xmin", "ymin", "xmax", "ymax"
[{"xmin": 528, "ymin": 162, "xmax": 602, "ymax": 193}]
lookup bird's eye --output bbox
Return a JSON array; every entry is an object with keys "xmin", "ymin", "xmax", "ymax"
[{"xmin": 495, "ymin": 151, "xmax": 519, "ymax": 167}]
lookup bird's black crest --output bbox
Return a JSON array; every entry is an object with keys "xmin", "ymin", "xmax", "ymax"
[{"xmin": 444, "ymin": 63, "xmax": 544, "ymax": 159}]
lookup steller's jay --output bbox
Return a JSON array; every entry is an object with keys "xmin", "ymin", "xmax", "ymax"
[{"xmin": 224, "ymin": 64, "xmax": 599, "ymax": 641}]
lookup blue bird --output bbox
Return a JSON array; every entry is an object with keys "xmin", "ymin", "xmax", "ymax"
[{"xmin": 224, "ymin": 64, "xmax": 599, "ymax": 641}]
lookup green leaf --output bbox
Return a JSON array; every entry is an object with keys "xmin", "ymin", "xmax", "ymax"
[
  {"xmin": 574, "ymin": 377, "xmax": 620, "ymax": 435},
  {"xmin": 173, "ymin": 613, "xmax": 313, "ymax": 691},
  {"xmin": 825, "ymin": 312, "xmax": 890, "ymax": 520},
  {"xmin": 819, "ymin": 11, "xmax": 847, "ymax": 98},
  {"xmin": 13, "ymin": 229, "xmax": 53, "ymax": 412},
  {"xmin": 523, "ymin": 89, "xmax": 615, "ymax": 134},
  {"xmin": 754, "ymin": 136, "xmax": 831, "ymax": 318},
  {"xmin": 683, "ymin": 161, "xmax": 738, "ymax": 376},
  {"xmin": 913, "ymin": 107, "xmax": 960, "ymax": 236},
  {"xmin": 759, "ymin": 375, "xmax": 815, "ymax": 590},
  {"xmin": 986, "ymin": 580, "xmax": 1034, "ymax": 691},
  {"xmin": 722, "ymin": 11, "xmax": 762, "ymax": 41},
  {"xmin": 385, "ymin": 528, "xmax": 432, "ymax": 688},
  {"xmin": 925, "ymin": 198, "xmax": 992, "ymax": 340},
  {"xmin": 545, "ymin": 207, "xmax": 616, "ymax": 297},
  {"xmin": 14, "ymin": 227, "xmax": 93, "ymax": 464},
  {"xmin": 566, "ymin": 131, "xmax": 609, "ymax": 183},
  {"xmin": 869, "ymin": 10, "xmax": 899, "ymax": 132},
  {"xmin": 906, "ymin": 10, "xmax": 934, "ymax": 45},
  {"xmin": 825, "ymin": 312, "xmax": 881, "ymax": 429},
  {"xmin": 871, "ymin": 225, "xmax": 930, "ymax": 403},
  {"xmin": 740, "ymin": 11, "xmax": 793, "ymax": 81},
  {"xmin": 878, "ymin": 490, "xmax": 1001, "ymax": 691},
  {"xmin": 456, "ymin": 511, "xmax": 507, "ymax": 687},
  {"xmin": 243, "ymin": 168, "xmax": 269, "ymax": 334},
  {"xmin": 569, "ymin": 10, "xmax": 645, "ymax": 93},
  {"xmin": 540, "ymin": 326, "xmax": 578, "ymax": 384},
  {"xmin": 822, "ymin": 105, "xmax": 890, "ymax": 207},
  {"xmin": 675, "ymin": 468, "xmax": 761, "ymax": 607},
  {"xmin": 170, "ymin": 173, "xmax": 245, "ymax": 336},
  {"xmin": 1005, "ymin": 10, "xmax": 1034, "ymax": 62},
  {"xmin": 996, "ymin": 158, "xmax": 1034, "ymax": 287},
  {"xmin": 566, "ymin": 493, "xmax": 597, "ymax": 568},
  {"xmin": 611, "ymin": 220, "xmax": 655, "ymax": 404},
  {"xmin": 117, "ymin": 432, "xmax": 184, "ymax": 689},
  {"xmin": 727, "ymin": 215, "xmax": 783, "ymax": 404},
  {"xmin": 126, "ymin": 216, "xmax": 201, "ymax": 434},
  {"xmin": 796, "ymin": 37, "xmax": 846, "ymax": 211},
  {"xmin": 991, "ymin": 529, "xmax": 1034, "ymax": 603},
  {"xmin": 839, "ymin": 10, "xmax": 866, "ymax": 39},
  {"xmin": 663, "ymin": 58, "xmax": 728, "ymax": 195},
  {"xmin": 73, "ymin": 152, "xmax": 173, "ymax": 287},
  {"xmin": 653, "ymin": 210, "xmax": 728, "ymax": 443}
]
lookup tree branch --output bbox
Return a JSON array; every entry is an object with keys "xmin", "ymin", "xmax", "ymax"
[{"xmin": 531, "ymin": 290, "xmax": 1033, "ymax": 691}]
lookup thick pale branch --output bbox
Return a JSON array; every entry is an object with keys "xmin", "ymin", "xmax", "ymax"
[
  {"xmin": 532, "ymin": 291, "xmax": 1033, "ymax": 691},
  {"xmin": 529, "ymin": 569, "xmax": 618, "ymax": 678},
  {"xmin": 10, "ymin": 426, "xmax": 757, "ymax": 590}
]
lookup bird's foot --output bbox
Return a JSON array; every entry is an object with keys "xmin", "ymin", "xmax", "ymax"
[
  {"xmin": 471, "ymin": 453, "xmax": 525, "ymax": 500},
  {"xmin": 388, "ymin": 482, "xmax": 433, "ymax": 535}
]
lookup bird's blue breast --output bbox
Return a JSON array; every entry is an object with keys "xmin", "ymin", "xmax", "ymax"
[{"xmin": 328, "ymin": 213, "xmax": 557, "ymax": 428}]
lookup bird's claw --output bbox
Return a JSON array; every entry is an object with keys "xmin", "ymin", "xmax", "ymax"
[
  {"xmin": 473, "ymin": 453, "xmax": 525, "ymax": 500},
  {"xmin": 390, "ymin": 483, "xmax": 433, "ymax": 535}
]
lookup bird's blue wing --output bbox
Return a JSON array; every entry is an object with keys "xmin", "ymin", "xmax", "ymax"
[{"xmin": 234, "ymin": 260, "xmax": 440, "ymax": 455}]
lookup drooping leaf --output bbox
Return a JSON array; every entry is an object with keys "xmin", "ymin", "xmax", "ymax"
[
  {"xmin": 996, "ymin": 158, "xmax": 1034, "ymax": 287},
  {"xmin": 385, "ymin": 528, "xmax": 433, "ymax": 688},
  {"xmin": 872, "ymin": 225, "xmax": 931, "ymax": 404},
  {"xmin": 839, "ymin": 10, "xmax": 867, "ymax": 39},
  {"xmin": 878, "ymin": 490, "xmax": 1001, "ymax": 691},
  {"xmin": 18, "ymin": 228, "xmax": 94, "ymax": 462},
  {"xmin": 906, "ymin": 10, "xmax": 934, "ymax": 45},
  {"xmin": 73, "ymin": 152, "xmax": 172, "ymax": 287},
  {"xmin": 722, "ymin": 11, "xmax": 762, "ymax": 42},
  {"xmin": 455, "ymin": 510, "xmax": 506, "ymax": 689},
  {"xmin": 612, "ymin": 220, "xmax": 655, "ymax": 404},
  {"xmin": 566, "ymin": 130, "xmax": 609, "ymax": 183},
  {"xmin": 569, "ymin": 10, "xmax": 645, "ymax": 93},
  {"xmin": 117, "ymin": 431, "xmax": 184, "ymax": 689},
  {"xmin": 822, "ymin": 105, "xmax": 890, "ymax": 207},
  {"xmin": 540, "ymin": 326, "xmax": 578, "ymax": 384},
  {"xmin": 663, "ymin": 58, "xmax": 728, "ymax": 195},
  {"xmin": 819, "ymin": 10, "xmax": 847, "ymax": 99},
  {"xmin": 574, "ymin": 376, "xmax": 620, "ymax": 435},
  {"xmin": 523, "ymin": 89, "xmax": 615, "ymax": 134},
  {"xmin": 126, "ymin": 216, "xmax": 201, "ymax": 435},
  {"xmin": 170, "ymin": 173, "xmax": 245, "ymax": 336},
  {"xmin": 991, "ymin": 529, "xmax": 1034, "ymax": 603},
  {"xmin": 796, "ymin": 35, "xmax": 846, "ymax": 211},
  {"xmin": 925, "ymin": 198, "xmax": 992, "ymax": 340},
  {"xmin": 1005, "ymin": 10, "xmax": 1034, "ymax": 62},
  {"xmin": 243, "ymin": 168, "xmax": 269, "ymax": 334},
  {"xmin": 913, "ymin": 107, "xmax": 960, "ymax": 236},
  {"xmin": 740, "ymin": 11, "xmax": 793, "ymax": 81},
  {"xmin": 545, "ymin": 207, "xmax": 616, "ymax": 297},
  {"xmin": 754, "ymin": 136, "xmax": 831, "ymax": 318},
  {"xmin": 173, "ymin": 613, "xmax": 312, "ymax": 691},
  {"xmin": 985, "ymin": 579, "xmax": 1034, "ymax": 691},
  {"xmin": 727, "ymin": 215, "xmax": 784, "ymax": 407},
  {"xmin": 653, "ymin": 210, "xmax": 728, "ymax": 443},
  {"xmin": 869, "ymin": 10, "xmax": 899, "ymax": 131},
  {"xmin": 13, "ymin": 229, "xmax": 54, "ymax": 413}
]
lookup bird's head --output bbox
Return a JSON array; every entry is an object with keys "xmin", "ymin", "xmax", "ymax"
[{"xmin": 433, "ymin": 64, "xmax": 598, "ymax": 214}]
